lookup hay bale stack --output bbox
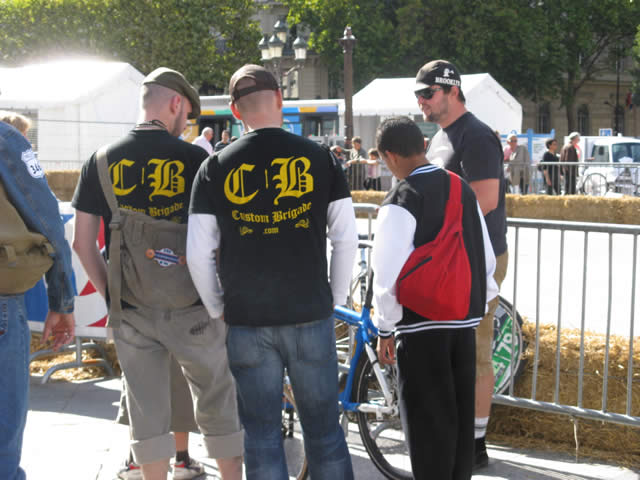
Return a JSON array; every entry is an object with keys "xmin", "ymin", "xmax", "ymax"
[
  {"xmin": 45, "ymin": 170, "xmax": 80, "ymax": 201},
  {"xmin": 351, "ymin": 190, "xmax": 386, "ymax": 206},
  {"xmin": 354, "ymin": 191, "xmax": 640, "ymax": 225},
  {"xmin": 506, "ymin": 194, "xmax": 640, "ymax": 225},
  {"xmin": 489, "ymin": 321, "xmax": 640, "ymax": 466},
  {"xmin": 351, "ymin": 191, "xmax": 386, "ymax": 218}
]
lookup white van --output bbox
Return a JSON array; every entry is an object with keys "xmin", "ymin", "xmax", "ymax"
[{"xmin": 573, "ymin": 136, "xmax": 640, "ymax": 195}]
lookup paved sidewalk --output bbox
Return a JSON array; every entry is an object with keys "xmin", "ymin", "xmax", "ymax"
[{"xmin": 22, "ymin": 377, "xmax": 639, "ymax": 480}]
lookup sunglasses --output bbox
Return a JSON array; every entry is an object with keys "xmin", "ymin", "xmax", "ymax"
[{"xmin": 415, "ymin": 86, "xmax": 443, "ymax": 100}]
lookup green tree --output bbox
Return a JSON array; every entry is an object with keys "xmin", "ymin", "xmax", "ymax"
[
  {"xmin": 288, "ymin": 0, "xmax": 640, "ymax": 134},
  {"xmin": 395, "ymin": 0, "xmax": 639, "ymax": 133},
  {"xmin": 0, "ymin": 0, "xmax": 109, "ymax": 60},
  {"xmin": 0, "ymin": 0, "xmax": 262, "ymax": 90},
  {"xmin": 632, "ymin": 24, "xmax": 640, "ymax": 108},
  {"xmin": 393, "ymin": 0, "xmax": 556, "ymax": 98},
  {"xmin": 286, "ymin": 0, "xmax": 554, "ymax": 99},
  {"xmin": 286, "ymin": 0, "xmax": 397, "ymax": 95}
]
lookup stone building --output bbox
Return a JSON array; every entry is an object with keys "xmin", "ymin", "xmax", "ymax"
[{"xmin": 520, "ymin": 55, "xmax": 638, "ymax": 138}]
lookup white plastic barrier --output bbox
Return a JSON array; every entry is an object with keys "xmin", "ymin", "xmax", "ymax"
[{"xmin": 26, "ymin": 202, "xmax": 109, "ymax": 338}]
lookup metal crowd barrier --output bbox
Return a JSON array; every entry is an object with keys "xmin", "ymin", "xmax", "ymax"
[
  {"xmin": 495, "ymin": 217, "xmax": 640, "ymax": 428},
  {"xmin": 30, "ymin": 337, "xmax": 115, "ymax": 384},
  {"xmin": 509, "ymin": 161, "xmax": 640, "ymax": 196},
  {"xmin": 346, "ymin": 163, "xmax": 367, "ymax": 190}
]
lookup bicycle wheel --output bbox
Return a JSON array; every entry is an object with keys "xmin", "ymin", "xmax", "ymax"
[
  {"xmin": 354, "ymin": 355, "xmax": 412, "ymax": 480},
  {"xmin": 282, "ymin": 380, "xmax": 309, "ymax": 480},
  {"xmin": 492, "ymin": 296, "xmax": 527, "ymax": 394},
  {"xmin": 580, "ymin": 172, "xmax": 608, "ymax": 196}
]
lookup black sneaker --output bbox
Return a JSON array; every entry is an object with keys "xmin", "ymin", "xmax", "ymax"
[{"xmin": 473, "ymin": 437, "xmax": 489, "ymax": 471}]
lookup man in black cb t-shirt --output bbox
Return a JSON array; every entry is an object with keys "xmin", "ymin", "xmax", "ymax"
[
  {"xmin": 187, "ymin": 64, "xmax": 358, "ymax": 480},
  {"xmin": 72, "ymin": 67, "xmax": 243, "ymax": 480}
]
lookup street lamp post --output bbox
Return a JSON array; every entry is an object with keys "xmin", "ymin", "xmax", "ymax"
[
  {"xmin": 258, "ymin": 19, "xmax": 307, "ymax": 99},
  {"xmin": 339, "ymin": 26, "xmax": 356, "ymax": 148},
  {"xmin": 614, "ymin": 51, "xmax": 622, "ymax": 135}
]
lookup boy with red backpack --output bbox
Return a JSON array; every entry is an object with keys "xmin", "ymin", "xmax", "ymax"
[{"xmin": 371, "ymin": 116, "xmax": 498, "ymax": 479}]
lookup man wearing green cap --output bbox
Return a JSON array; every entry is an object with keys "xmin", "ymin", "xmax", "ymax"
[{"xmin": 72, "ymin": 67, "xmax": 243, "ymax": 480}]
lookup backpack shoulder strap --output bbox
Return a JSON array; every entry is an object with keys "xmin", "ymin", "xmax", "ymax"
[
  {"xmin": 443, "ymin": 170, "xmax": 463, "ymax": 224},
  {"xmin": 96, "ymin": 147, "xmax": 120, "ymax": 221},
  {"xmin": 95, "ymin": 146, "xmax": 124, "ymax": 328}
]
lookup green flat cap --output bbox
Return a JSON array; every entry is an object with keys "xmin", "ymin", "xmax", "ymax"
[{"xmin": 143, "ymin": 67, "xmax": 201, "ymax": 119}]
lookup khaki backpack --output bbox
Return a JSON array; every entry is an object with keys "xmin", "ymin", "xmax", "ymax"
[
  {"xmin": 0, "ymin": 179, "xmax": 54, "ymax": 295},
  {"xmin": 96, "ymin": 147, "xmax": 200, "ymax": 327}
]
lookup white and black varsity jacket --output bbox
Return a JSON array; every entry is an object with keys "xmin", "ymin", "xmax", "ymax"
[{"xmin": 372, "ymin": 164, "xmax": 498, "ymax": 337}]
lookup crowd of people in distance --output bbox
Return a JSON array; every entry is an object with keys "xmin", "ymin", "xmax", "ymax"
[{"xmin": 502, "ymin": 131, "xmax": 581, "ymax": 195}]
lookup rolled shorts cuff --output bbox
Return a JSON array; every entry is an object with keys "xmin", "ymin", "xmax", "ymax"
[
  {"xmin": 131, "ymin": 432, "xmax": 175, "ymax": 465},
  {"xmin": 202, "ymin": 430, "xmax": 244, "ymax": 459}
]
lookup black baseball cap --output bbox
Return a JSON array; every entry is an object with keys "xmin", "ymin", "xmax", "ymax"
[
  {"xmin": 229, "ymin": 64, "xmax": 279, "ymax": 102},
  {"xmin": 143, "ymin": 67, "xmax": 201, "ymax": 118},
  {"xmin": 415, "ymin": 60, "xmax": 462, "ymax": 91}
]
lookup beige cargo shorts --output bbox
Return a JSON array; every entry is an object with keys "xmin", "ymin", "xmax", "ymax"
[{"xmin": 113, "ymin": 304, "xmax": 243, "ymax": 465}]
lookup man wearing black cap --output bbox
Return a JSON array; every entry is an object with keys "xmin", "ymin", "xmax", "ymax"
[
  {"xmin": 72, "ymin": 67, "xmax": 243, "ymax": 480},
  {"xmin": 187, "ymin": 64, "xmax": 358, "ymax": 480},
  {"xmin": 414, "ymin": 59, "xmax": 508, "ymax": 470}
]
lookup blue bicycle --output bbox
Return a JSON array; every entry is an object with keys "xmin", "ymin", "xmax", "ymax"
[
  {"xmin": 282, "ymin": 238, "xmax": 526, "ymax": 479},
  {"xmin": 334, "ymin": 282, "xmax": 412, "ymax": 480},
  {"xmin": 281, "ymin": 254, "xmax": 411, "ymax": 480}
]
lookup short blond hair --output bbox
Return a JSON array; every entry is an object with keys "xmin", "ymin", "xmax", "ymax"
[{"xmin": 0, "ymin": 110, "xmax": 31, "ymax": 135}]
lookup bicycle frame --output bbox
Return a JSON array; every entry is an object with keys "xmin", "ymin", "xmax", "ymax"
[{"xmin": 333, "ymin": 305, "xmax": 396, "ymax": 416}]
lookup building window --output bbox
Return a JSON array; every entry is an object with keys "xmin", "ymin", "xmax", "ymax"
[
  {"xmin": 537, "ymin": 102, "xmax": 550, "ymax": 133},
  {"xmin": 577, "ymin": 104, "xmax": 590, "ymax": 135}
]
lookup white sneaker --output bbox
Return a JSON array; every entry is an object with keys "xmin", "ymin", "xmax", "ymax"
[
  {"xmin": 172, "ymin": 458, "xmax": 205, "ymax": 479},
  {"xmin": 117, "ymin": 460, "xmax": 143, "ymax": 480}
]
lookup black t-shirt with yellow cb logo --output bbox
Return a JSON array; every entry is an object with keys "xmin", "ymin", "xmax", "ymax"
[{"xmin": 190, "ymin": 127, "xmax": 351, "ymax": 327}]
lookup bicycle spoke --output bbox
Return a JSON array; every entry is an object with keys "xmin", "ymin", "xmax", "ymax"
[{"xmin": 368, "ymin": 419, "xmax": 402, "ymax": 440}]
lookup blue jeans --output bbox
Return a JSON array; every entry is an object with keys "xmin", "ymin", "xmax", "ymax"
[
  {"xmin": 226, "ymin": 317, "xmax": 353, "ymax": 480},
  {"xmin": 0, "ymin": 295, "xmax": 30, "ymax": 480}
]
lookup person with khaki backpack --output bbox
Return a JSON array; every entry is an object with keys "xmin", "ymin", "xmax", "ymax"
[
  {"xmin": 72, "ymin": 67, "xmax": 243, "ymax": 480},
  {"xmin": 0, "ymin": 119, "xmax": 76, "ymax": 480}
]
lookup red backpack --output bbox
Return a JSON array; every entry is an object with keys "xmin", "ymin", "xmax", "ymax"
[{"xmin": 395, "ymin": 171, "xmax": 472, "ymax": 320}]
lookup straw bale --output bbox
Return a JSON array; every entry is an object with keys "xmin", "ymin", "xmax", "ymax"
[
  {"xmin": 354, "ymin": 191, "xmax": 640, "ymax": 224},
  {"xmin": 45, "ymin": 170, "xmax": 80, "ymax": 201},
  {"xmin": 506, "ymin": 194, "xmax": 640, "ymax": 225},
  {"xmin": 351, "ymin": 191, "xmax": 385, "ymax": 218},
  {"xmin": 351, "ymin": 190, "xmax": 386, "ymax": 206},
  {"xmin": 29, "ymin": 334, "xmax": 120, "ymax": 382},
  {"xmin": 488, "ymin": 321, "xmax": 640, "ymax": 467}
]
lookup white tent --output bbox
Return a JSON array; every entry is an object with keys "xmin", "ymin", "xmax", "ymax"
[
  {"xmin": 0, "ymin": 59, "xmax": 144, "ymax": 169},
  {"xmin": 342, "ymin": 73, "xmax": 522, "ymax": 149}
]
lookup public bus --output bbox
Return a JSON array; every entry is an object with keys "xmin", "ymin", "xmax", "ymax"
[{"xmin": 183, "ymin": 95, "xmax": 342, "ymax": 145}]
